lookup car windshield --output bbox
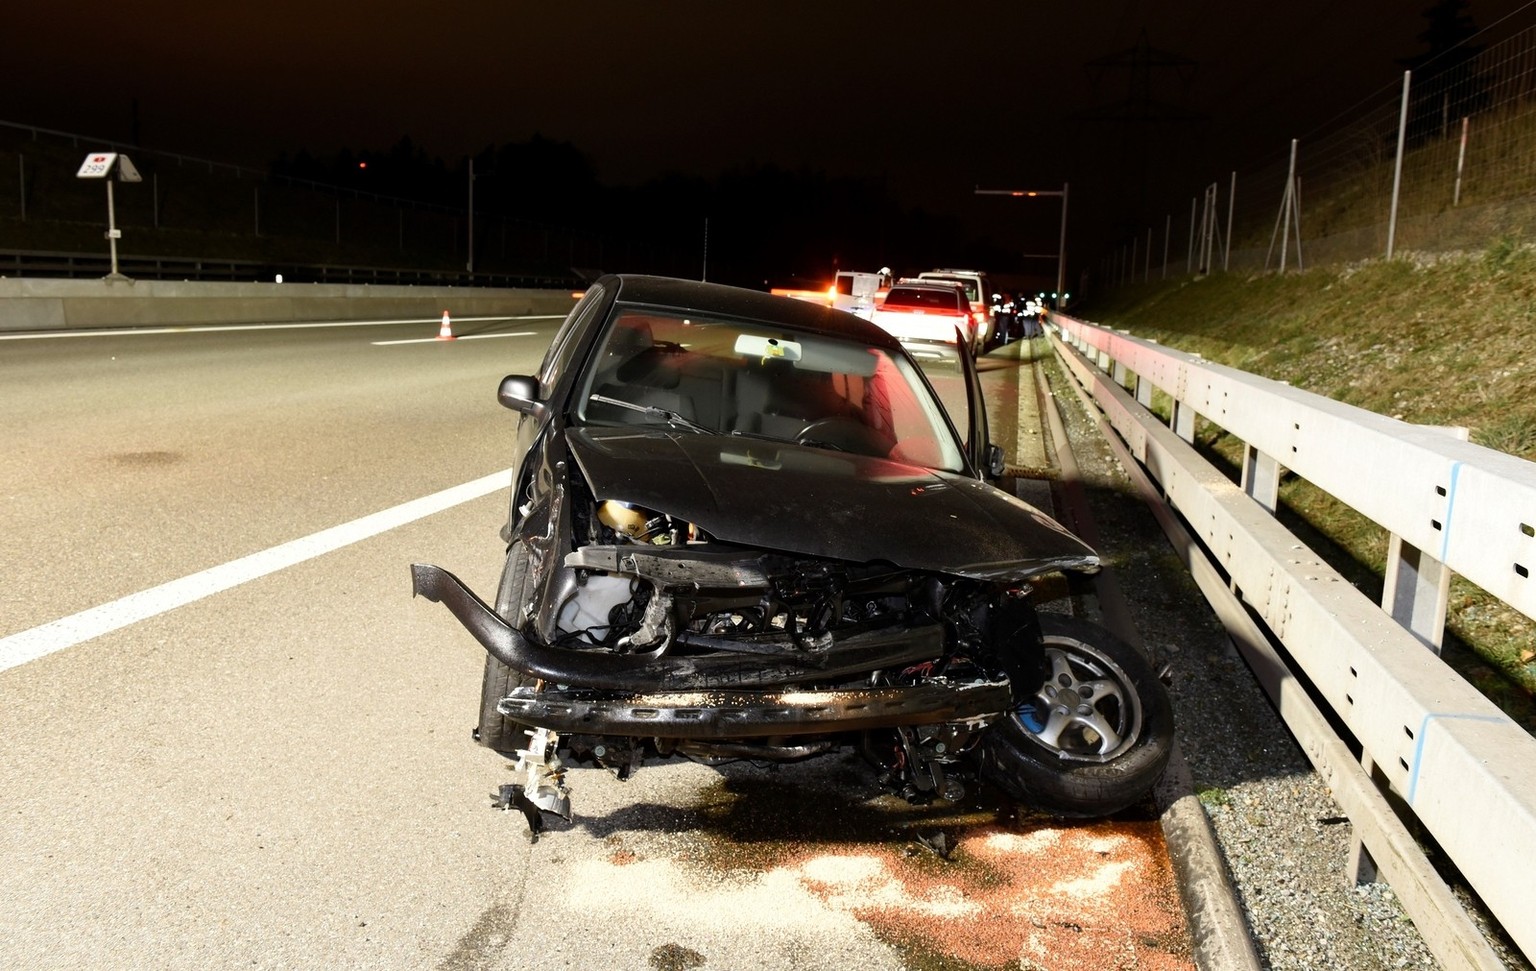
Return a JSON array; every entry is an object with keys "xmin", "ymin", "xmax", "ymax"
[{"xmin": 575, "ymin": 307, "xmax": 967, "ymax": 472}]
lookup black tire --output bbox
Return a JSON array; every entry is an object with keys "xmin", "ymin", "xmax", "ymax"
[
  {"xmin": 476, "ymin": 548, "xmax": 536, "ymax": 755},
  {"xmin": 978, "ymin": 613, "xmax": 1173, "ymax": 817}
]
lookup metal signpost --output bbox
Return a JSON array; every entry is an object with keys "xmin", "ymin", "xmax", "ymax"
[
  {"xmin": 76, "ymin": 152, "xmax": 143, "ymax": 280},
  {"xmin": 975, "ymin": 183, "xmax": 1070, "ymax": 308}
]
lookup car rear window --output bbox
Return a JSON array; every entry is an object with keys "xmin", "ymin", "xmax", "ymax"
[
  {"xmin": 923, "ymin": 275, "xmax": 980, "ymax": 302},
  {"xmin": 883, "ymin": 287, "xmax": 963, "ymax": 311}
]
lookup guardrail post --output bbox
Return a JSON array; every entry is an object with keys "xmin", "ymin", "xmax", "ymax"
[
  {"xmin": 1382, "ymin": 536, "xmax": 1453, "ymax": 654},
  {"xmin": 1347, "ymin": 757, "xmax": 1384, "ymax": 885},
  {"xmin": 1241, "ymin": 445, "xmax": 1281, "ymax": 512},
  {"xmin": 1380, "ymin": 425, "xmax": 1466, "ymax": 654},
  {"xmin": 1172, "ymin": 400, "xmax": 1196, "ymax": 443}
]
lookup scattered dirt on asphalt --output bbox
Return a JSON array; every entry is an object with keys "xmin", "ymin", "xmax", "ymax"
[
  {"xmin": 588, "ymin": 761, "xmax": 1194, "ymax": 971},
  {"xmin": 788, "ymin": 821, "xmax": 1192, "ymax": 971},
  {"xmin": 107, "ymin": 449, "xmax": 182, "ymax": 466}
]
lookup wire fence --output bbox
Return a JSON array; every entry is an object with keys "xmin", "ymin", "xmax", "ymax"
[
  {"xmin": 0, "ymin": 120, "xmax": 700, "ymax": 284},
  {"xmin": 1105, "ymin": 17, "xmax": 1536, "ymax": 283}
]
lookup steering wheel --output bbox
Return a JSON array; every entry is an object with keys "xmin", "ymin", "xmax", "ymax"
[{"xmin": 794, "ymin": 417, "xmax": 890, "ymax": 457}]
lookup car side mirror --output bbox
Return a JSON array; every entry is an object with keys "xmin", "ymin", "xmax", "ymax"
[
  {"xmin": 985, "ymin": 443, "xmax": 1007, "ymax": 479},
  {"xmin": 497, "ymin": 374, "xmax": 548, "ymax": 420}
]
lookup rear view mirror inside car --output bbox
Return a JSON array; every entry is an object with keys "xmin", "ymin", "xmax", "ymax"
[
  {"xmin": 733, "ymin": 333, "xmax": 878, "ymax": 377},
  {"xmin": 733, "ymin": 334, "xmax": 803, "ymax": 363}
]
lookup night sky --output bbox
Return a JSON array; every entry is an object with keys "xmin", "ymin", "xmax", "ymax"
[{"xmin": 6, "ymin": 0, "xmax": 1535, "ymax": 276}]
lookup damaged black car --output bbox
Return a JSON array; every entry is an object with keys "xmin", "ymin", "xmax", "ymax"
[{"xmin": 412, "ymin": 274, "xmax": 1173, "ymax": 830}]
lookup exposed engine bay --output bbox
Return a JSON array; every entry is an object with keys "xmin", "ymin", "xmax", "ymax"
[{"xmin": 473, "ymin": 481, "xmax": 1047, "ymax": 830}]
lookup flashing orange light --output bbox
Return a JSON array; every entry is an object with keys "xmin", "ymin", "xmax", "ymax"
[
  {"xmin": 770, "ymin": 287, "xmax": 830, "ymax": 304},
  {"xmin": 359, "ymin": 161, "xmax": 368, "ymax": 169}
]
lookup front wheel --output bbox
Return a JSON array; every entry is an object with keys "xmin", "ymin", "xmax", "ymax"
[
  {"xmin": 476, "ymin": 547, "xmax": 536, "ymax": 755},
  {"xmin": 978, "ymin": 613, "xmax": 1173, "ymax": 817}
]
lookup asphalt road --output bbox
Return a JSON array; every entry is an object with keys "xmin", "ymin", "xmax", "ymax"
[{"xmin": 0, "ymin": 317, "xmax": 1192, "ymax": 970}]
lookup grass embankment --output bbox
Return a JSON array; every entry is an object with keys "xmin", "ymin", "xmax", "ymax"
[{"xmin": 1080, "ymin": 242, "xmax": 1536, "ymax": 729}]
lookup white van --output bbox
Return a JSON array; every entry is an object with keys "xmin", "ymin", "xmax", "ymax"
[{"xmin": 829, "ymin": 269, "xmax": 890, "ymax": 320}]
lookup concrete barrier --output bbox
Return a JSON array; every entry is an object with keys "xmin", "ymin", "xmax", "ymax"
[{"xmin": 0, "ymin": 277, "xmax": 579, "ymax": 332}]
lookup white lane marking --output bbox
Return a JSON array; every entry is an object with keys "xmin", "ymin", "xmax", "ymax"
[
  {"xmin": 0, "ymin": 470, "xmax": 511, "ymax": 674},
  {"xmin": 0, "ymin": 315, "xmax": 566, "ymax": 341},
  {"xmin": 371, "ymin": 331, "xmax": 536, "ymax": 346}
]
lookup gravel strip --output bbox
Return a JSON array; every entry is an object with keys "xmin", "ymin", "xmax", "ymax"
[{"xmin": 1032, "ymin": 349, "xmax": 1530, "ymax": 971}]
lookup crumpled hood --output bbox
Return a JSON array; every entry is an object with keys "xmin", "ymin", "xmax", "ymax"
[{"xmin": 564, "ymin": 427, "xmax": 1098, "ymax": 581}]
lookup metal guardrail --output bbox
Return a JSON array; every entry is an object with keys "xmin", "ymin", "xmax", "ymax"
[
  {"xmin": 0, "ymin": 248, "xmax": 580, "ymax": 289},
  {"xmin": 1050, "ymin": 313, "xmax": 1536, "ymax": 969}
]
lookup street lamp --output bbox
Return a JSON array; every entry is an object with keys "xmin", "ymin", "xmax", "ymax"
[
  {"xmin": 76, "ymin": 152, "xmax": 143, "ymax": 281},
  {"xmin": 974, "ymin": 182, "xmax": 1070, "ymax": 308},
  {"xmin": 464, "ymin": 157, "xmax": 505, "ymax": 277}
]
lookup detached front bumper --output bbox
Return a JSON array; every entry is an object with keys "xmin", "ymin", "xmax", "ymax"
[
  {"xmin": 411, "ymin": 563, "xmax": 949, "ymax": 692},
  {"xmin": 497, "ymin": 680, "xmax": 1011, "ymax": 739}
]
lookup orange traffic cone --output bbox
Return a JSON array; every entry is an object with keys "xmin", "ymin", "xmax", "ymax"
[{"xmin": 437, "ymin": 310, "xmax": 455, "ymax": 340}]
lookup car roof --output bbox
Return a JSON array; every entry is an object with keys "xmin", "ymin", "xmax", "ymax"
[
  {"xmin": 892, "ymin": 278, "xmax": 967, "ymax": 291},
  {"xmin": 602, "ymin": 274, "xmax": 905, "ymax": 350}
]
